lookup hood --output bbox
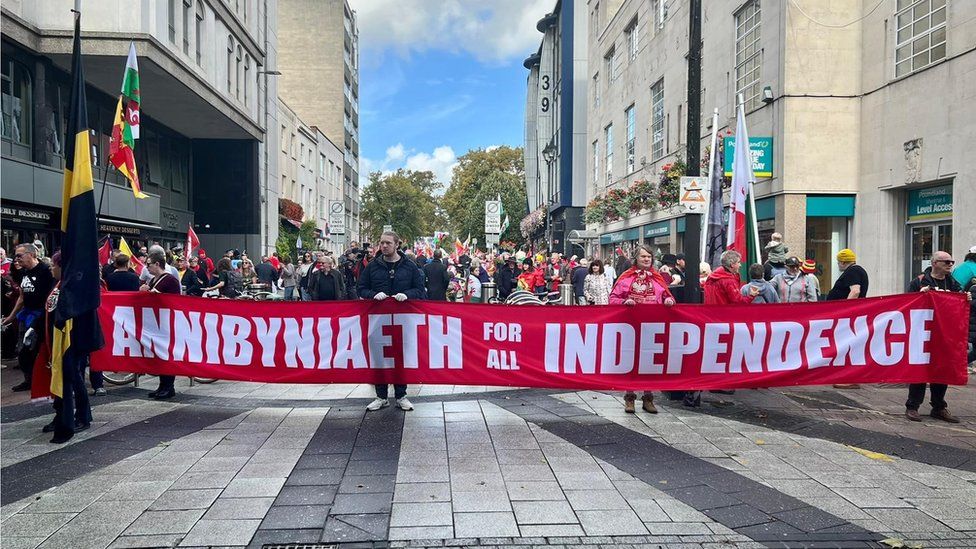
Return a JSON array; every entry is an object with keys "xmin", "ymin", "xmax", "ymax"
[
  {"xmin": 765, "ymin": 241, "xmax": 783, "ymax": 250},
  {"xmin": 707, "ymin": 266, "xmax": 740, "ymax": 283}
]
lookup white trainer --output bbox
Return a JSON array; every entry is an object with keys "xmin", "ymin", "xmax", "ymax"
[
  {"xmin": 366, "ymin": 398, "xmax": 390, "ymax": 411},
  {"xmin": 396, "ymin": 397, "xmax": 414, "ymax": 411}
]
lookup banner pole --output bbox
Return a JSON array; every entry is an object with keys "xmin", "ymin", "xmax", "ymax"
[{"xmin": 700, "ymin": 108, "xmax": 719, "ymax": 266}]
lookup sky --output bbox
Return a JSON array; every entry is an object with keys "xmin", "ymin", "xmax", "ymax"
[{"xmin": 349, "ymin": 0, "xmax": 551, "ymax": 188}]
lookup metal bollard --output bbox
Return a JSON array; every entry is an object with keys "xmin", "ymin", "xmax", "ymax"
[
  {"xmin": 482, "ymin": 282, "xmax": 497, "ymax": 303},
  {"xmin": 559, "ymin": 283, "xmax": 574, "ymax": 305}
]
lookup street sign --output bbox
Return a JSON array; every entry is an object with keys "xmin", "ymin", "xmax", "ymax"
[
  {"xmin": 328, "ymin": 200, "xmax": 345, "ymax": 235},
  {"xmin": 679, "ymin": 176, "xmax": 709, "ymax": 213},
  {"xmin": 382, "ymin": 224, "xmax": 393, "ymax": 233},
  {"xmin": 485, "ymin": 200, "xmax": 502, "ymax": 234}
]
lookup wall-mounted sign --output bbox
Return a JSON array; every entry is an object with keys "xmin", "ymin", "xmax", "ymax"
[
  {"xmin": 1, "ymin": 205, "xmax": 55, "ymax": 227},
  {"xmin": 907, "ymin": 184, "xmax": 952, "ymax": 221},
  {"xmin": 723, "ymin": 136, "xmax": 773, "ymax": 178}
]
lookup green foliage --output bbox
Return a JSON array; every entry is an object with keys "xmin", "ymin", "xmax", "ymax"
[
  {"xmin": 441, "ymin": 146, "xmax": 528, "ymax": 248},
  {"xmin": 276, "ymin": 219, "xmax": 318, "ymax": 263},
  {"xmin": 360, "ymin": 169, "xmax": 442, "ymax": 244}
]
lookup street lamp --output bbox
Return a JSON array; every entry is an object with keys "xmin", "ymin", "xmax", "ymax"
[{"xmin": 541, "ymin": 140, "xmax": 556, "ymax": 252}]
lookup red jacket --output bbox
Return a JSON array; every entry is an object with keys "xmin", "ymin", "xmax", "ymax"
[{"xmin": 704, "ymin": 266, "xmax": 755, "ymax": 305}]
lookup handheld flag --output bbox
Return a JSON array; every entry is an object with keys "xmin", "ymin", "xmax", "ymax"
[
  {"xmin": 52, "ymin": 9, "xmax": 105, "ymax": 396},
  {"xmin": 186, "ymin": 224, "xmax": 200, "ymax": 257},
  {"xmin": 119, "ymin": 236, "xmax": 144, "ymax": 275},
  {"xmin": 109, "ymin": 42, "xmax": 147, "ymax": 199},
  {"xmin": 727, "ymin": 95, "xmax": 760, "ymax": 277},
  {"xmin": 703, "ymin": 113, "xmax": 726, "ymax": 269},
  {"xmin": 98, "ymin": 237, "xmax": 112, "ymax": 267}
]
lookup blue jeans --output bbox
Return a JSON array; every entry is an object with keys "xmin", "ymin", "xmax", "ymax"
[
  {"xmin": 375, "ymin": 384, "xmax": 407, "ymax": 399},
  {"xmin": 284, "ymin": 286, "xmax": 295, "ymax": 301}
]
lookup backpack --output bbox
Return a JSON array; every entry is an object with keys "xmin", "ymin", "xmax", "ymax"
[{"xmin": 222, "ymin": 270, "xmax": 244, "ymax": 297}]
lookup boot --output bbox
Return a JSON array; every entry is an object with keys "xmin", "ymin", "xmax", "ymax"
[
  {"xmin": 624, "ymin": 394, "xmax": 636, "ymax": 414},
  {"xmin": 930, "ymin": 408, "xmax": 960, "ymax": 423},
  {"xmin": 641, "ymin": 394, "xmax": 658, "ymax": 414}
]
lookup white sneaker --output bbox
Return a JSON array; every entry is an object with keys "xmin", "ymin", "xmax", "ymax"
[
  {"xmin": 366, "ymin": 398, "xmax": 390, "ymax": 411},
  {"xmin": 396, "ymin": 397, "xmax": 414, "ymax": 411}
]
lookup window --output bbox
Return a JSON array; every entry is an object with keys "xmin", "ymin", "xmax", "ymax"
[
  {"xmin": 734, "ymin": 0, "xmax": 762, "ymax": 111},
  {"xmin": 604, "ymin": 47, "xmax": 616, "ymax": 84},
  {"xmin": 235, "ymin": 45, "xmax": 243, "ymax": 99},
  {"xmin": 168, "ymin": 0, "xmax": 177, "ymax": 43},
  {"xmin": 895, "ymin": 0, "xmax": 947, "ymax": 77},
  {"xmin": 592, "ymin": 140, "xmax": 599, "ymax": 187},
  {"xmin": 651, "ymin": 0, "xmax": 665, "ymax": 31},
  {"xmin": 182, "ymin": 0, "xmax": 191, "ymax": 55},
  {"xmin": 1, "ymin": 59, "xmax": 32, "ymax": 146},
  {"xmin": 625, "ymin": 19, "xmax": 639, "ymax": 61},
  {"xmin": 592, "ymin": 73, "xmax": 600, "ymax": 107},
  {"xmin": 604, "ymin": 124, "xmax": 613, "ymax": 185},
  {"xmin": 650, "ymin": 79, "xmax": 664, "ymax": 160},
  {"xmin": 243, "ymin": 55, "xmax": 250, "ymax": 104},
  {"xmin": 195, "ymin": 4, "xmax": 204, "ymax": 65},
  {"xmin": 625, "ymin": 105, "xmax": 636, "ymax": 173},
  {"xmin": 319, "ymin": 154, "xmax": 326, "ymax": 178},
  {"xmin": 280, "ymin": 125, "xmax": 287, "ymax": 152},
  {"xmin": 226, "ymin": 38, "xmax": 234, "ymax": 93}
]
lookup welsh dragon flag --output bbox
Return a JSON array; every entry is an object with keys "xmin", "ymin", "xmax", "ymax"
[
  {"xmin": 727, "ymin": 98, "xmax": 759, "ymax": 278},
  {"xmin": 109, "ymin": 42, "xmax": 147, "ymax": 199}
]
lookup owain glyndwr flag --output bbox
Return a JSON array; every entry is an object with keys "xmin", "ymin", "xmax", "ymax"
[
  {"xmin": 51, "ymin": 10, "xmax": 104, "ymax": 396},
  {"xmin": 93, "ymin": 292, "xmax": 969, "ymax": 391}
]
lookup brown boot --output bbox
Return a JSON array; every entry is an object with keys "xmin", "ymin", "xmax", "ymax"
[
  {"xmin": 624, "ymin": 394, "xmax": 636, "ymax": 414},
  {"xmin": 641, "ymin": 394, "xmax": 658, "ymax": 414},
  {"xmin": 930, "ymin": 408, "xmax": 960, "ymax": 423},
  {"xmin": 906, "ymin": 408, "xmax": 922, "ymax": 422}
]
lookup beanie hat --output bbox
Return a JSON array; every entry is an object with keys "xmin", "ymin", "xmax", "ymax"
[
  {"xmin": 837, "ymin": 249, "xmax": 856, "ymax": 263},
  {"xmin": 801, "ymin": 259, "xmax": 816, "ymax": 274}
]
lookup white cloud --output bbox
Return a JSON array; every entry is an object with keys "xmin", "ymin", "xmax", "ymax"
[
  {"xmin": 361, "ymin": 143, "xmax": 459, "ymax": 189},
  {"xmin": 350, "ymin": 0, "xmax": 551, "ymax": 63}
]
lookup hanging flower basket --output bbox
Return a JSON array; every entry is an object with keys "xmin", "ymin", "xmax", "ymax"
[
  {"xmin": 584, "ymin": 196, "xmax": 607, "ymax": 224},
  {"xmin": 520, "ymin": 205, "xmax": 547, "ymax": 238},
  {"xmin": 627, "ymin": 179, "xmax": 655, "ymax": 213},
  {"xmin": 657, "ymin": 159, "xmax": 686, "ymax": 210}
]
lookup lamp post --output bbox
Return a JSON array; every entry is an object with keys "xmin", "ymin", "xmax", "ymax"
[{"xmin": 541, "ymin": 140, "xmax": 556, "ymax": 252}]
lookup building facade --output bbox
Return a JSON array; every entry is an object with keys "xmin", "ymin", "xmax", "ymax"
[
  {"xmin": 523, "ymin": 0, "xmax": 589, "ymax": 256},
  {"xmin": 2, "ymin": 0, "xmax": 276, "ymax": 256},
  {"xmin": 277, "ymin": 0, "xmax": 360, "ymax": 248},
  {"xmin": 583, "ymin": 0, "xmax": 974, "ymax": 296},
  {"xmin": 276, "ymin": 98, "xmax": 345, "ymax": 256}
]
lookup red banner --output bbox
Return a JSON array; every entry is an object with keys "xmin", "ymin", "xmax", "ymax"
[{"xmin": 92, "ymin": 292, "xmax": 969, "ymax": 390}]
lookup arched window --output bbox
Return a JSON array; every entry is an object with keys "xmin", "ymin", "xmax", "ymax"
[
  {"xmin": 235, "ymin": 45, "xmax": 242, "ymax": 99},
  {"xmin": 243, "ymin": 54, "xmax": 250, "ymax": 105},
  {"xmin": 1, "ymin": 58, "xmax": 32, "ymax": 147},
  {"xmin": 226, "ymin": 37, "xmax": 234, "ymax": 93}
]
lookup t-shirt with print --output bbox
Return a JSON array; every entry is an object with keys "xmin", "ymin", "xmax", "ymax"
[{"xmin": 19, "ymin": 262, "xmax": 55, "ymax": 311}]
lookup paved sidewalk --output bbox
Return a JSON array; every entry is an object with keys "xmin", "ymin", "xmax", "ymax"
[{"xmin": 1, "ymin": 377, "xmax": 974, "ymax": 548}]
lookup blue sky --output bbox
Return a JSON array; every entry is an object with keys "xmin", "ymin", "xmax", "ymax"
[{"xmin": 350, "ymin": 0, "xmax": 550, "ymax": 186}]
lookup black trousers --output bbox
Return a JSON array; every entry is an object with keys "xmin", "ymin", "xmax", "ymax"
[
  {"xmin": 54, "ymin": 347, "xmax": 92, "ymax": 437},
  {"xmin": 157, "ymin": 375, "xmax": 176, "ymax": 391},
  {"xmin": 906, "ymin": 383, "xmax": 948, "ymax": 411},
  {"xmin": 375, "ymin": 384, "xmax": 407, "ymax": 399}
]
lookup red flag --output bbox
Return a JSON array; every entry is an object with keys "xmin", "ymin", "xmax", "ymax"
[
  {"xmin": 186, "ymin": 224, "xmax": 200, "ymax": 257},
  {"xmin": 98, "ymin": 238, "xmax": 112, "ymax": 267}
]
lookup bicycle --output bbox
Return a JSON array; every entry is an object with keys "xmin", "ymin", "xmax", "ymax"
[{"xmin": 102, "ymin": 371, "xmax": 218, "ymax": 386}]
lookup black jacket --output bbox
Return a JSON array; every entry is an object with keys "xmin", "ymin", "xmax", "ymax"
[
  {"xmin": 181, "ymin": 269, "xmax": 204, "ymax": 296},
  {"xmin": 358, "ymin": 253, "xmax": 427, "ymax": 299},
  {"xmin": 309, "ymin": 268, "xmax": 347, "ymax": 301},
  {"xmin": 571, "ymin": 265, "xmax": 587, "ymax": 297},
  {"xmin": 907, "ymin": 269, "xmax": 962, "ymax": 293},
  {"xmin": 255, "ymin": 262, "xmax": 278, "ymax": 286},
  {"xmin": 495, "ymin": 264, "xmax": 516, "ymax": 299},
  {"xmin": 422, "ymin": 259, "xmax": 450, "ymax": 301}
]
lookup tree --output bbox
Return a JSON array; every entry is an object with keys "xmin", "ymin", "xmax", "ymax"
[
  {"xmin": 360, "ymin": 169, "xmax": 442, "ymax": 244},
  {"xmin": 276, "ymin": 219, "xmax": 318, "ymax": 263},
  {"xmin": 441, "ymin": 146, "xmax": 527, "ymax": 248}
]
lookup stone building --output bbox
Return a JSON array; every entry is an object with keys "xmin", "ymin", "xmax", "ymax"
[
  {"xmin": 1, "ymin": 0, "xmax": 279, "ymax": 256},
  {"xmin": 582, "ymin": 0, "xmax": 974, "ymax": 295},
  {"xmin": 277, "ymin": 0, "xmax": 360, "ymax": 247}
]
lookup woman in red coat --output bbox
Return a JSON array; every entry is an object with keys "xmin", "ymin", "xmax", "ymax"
[
  {"xmin": 609, "ymin": 245, "xmax": 675, "ymax": 414},
  {"xmin": 703, "ymin": 250, "xmax": 759, "ymax": 304}
]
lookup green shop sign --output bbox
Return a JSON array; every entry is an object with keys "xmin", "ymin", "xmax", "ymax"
[
  {"xmin": 907, "ymin": 184, "xmax": 952, "ymax": 221},
  {"xmin": 723, "ymin": 136, "xmax": 773, "ymax": 178}
]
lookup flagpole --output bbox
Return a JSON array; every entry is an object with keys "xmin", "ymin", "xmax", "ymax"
[
  {"xmin": 700, "ymin": 108, "xmax": 719, "ymax": 265},
  {"xmin": 736, "ymin": 93, "xmax": 763, "ymax": 266}
]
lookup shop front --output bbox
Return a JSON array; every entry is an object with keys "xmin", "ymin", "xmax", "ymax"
[
  {"xmin": 755, "ymin": 197, "xmax": 776, "ymax": 259},
  {"xmin": 906, "ymin": 183, "xmax": 952, "ymax": 278},
  {"xmin": 1, "ymin": 202, "xmax": 60, "ymax": 256},
  {"xmin": 599, "ymin": 227, "xmax": 640, "ymax": 262},
  {"xmin": 642, "ymin": 220, "xmax": 671, "ymax": 259},
  {"xmin": 805, "ymin": 195, "xmax": 855, "ymax": 290}
]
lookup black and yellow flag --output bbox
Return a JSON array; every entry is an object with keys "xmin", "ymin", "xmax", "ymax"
[{"xmin": 55, "ymin": 10, "xmax": 103, "ymax": 361}]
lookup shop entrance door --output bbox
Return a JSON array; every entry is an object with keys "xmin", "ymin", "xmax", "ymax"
[{"xmin": 908, "ymin": 223, "xmax": 952, "ymax": 278}]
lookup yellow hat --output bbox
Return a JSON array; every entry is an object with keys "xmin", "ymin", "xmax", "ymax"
[{"xmin": 837, "ymin": 249, "xmax": 856, "ymax": 263}]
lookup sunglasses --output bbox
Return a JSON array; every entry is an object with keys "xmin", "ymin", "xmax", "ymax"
[{"xmin": 934, "ymin": 259, "xmax": 955, "ymax": 265}]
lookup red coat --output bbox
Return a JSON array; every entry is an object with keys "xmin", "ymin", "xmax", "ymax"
[{"xmin": 703, "ymin": 266, "xmax": 755, "ymax": 305}]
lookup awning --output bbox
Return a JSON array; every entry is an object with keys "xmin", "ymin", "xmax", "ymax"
[{"xmin": 281, "ymin": 217, "xmax": 303, "ymax": 230}]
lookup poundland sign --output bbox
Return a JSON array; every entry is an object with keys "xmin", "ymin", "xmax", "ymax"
[
  {"xmin": 908, "ymin": 184, "xmax": 952, "ymax": 221},
  {"xmin": 723, "ymin": 137, "xmax": 773, "ymax": 178}
]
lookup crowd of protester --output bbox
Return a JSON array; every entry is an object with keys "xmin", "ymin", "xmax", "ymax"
[{"xmin": 1, "ymin": 231, "xmax": 974, "ymax": 443}]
